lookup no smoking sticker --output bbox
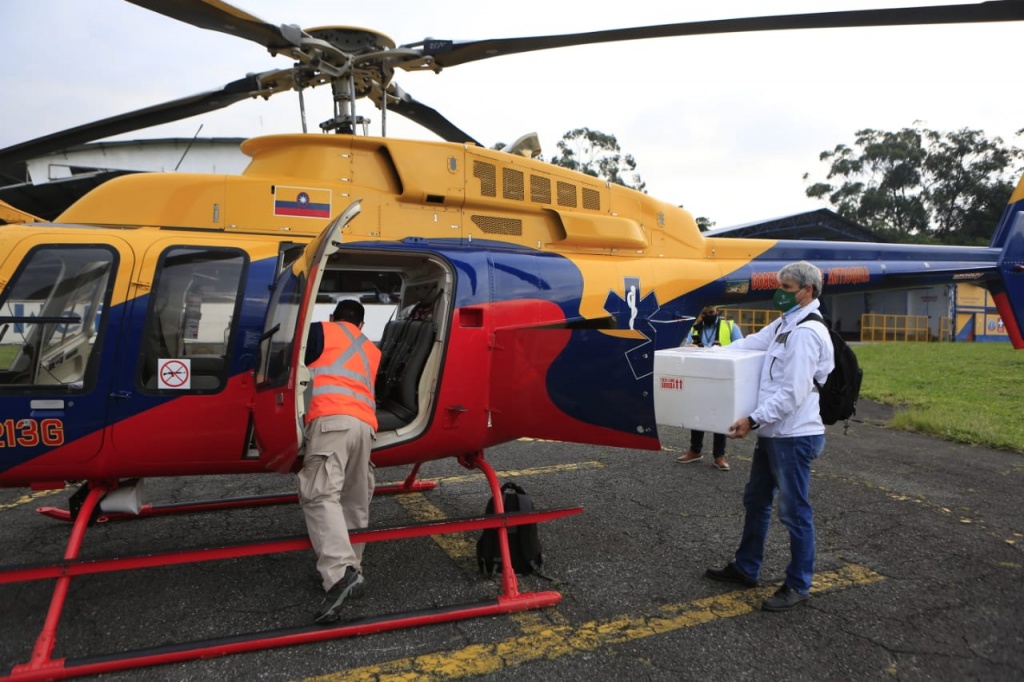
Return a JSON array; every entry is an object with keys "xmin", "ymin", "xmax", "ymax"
[{"xmin": 157, "ymin": 359, "xmax": 191, "ymax": 389}]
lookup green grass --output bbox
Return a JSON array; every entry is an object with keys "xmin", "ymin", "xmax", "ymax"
[{"xmin": 854, "ymin": 342, "xmax": 1024, "ymax": 453}]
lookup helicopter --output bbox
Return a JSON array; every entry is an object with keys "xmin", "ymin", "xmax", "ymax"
[{"xmin": 2, "ymin": 1, "xmax": 1024, "ymax": 679}]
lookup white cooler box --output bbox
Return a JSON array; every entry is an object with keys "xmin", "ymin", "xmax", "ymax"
[{"xmin": 654, "ymin": 347, "xmax": 766, "ymax": 434}]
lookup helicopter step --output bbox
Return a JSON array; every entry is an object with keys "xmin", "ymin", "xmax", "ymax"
[
  {"xmin": 1, "ymin": 455, "xmax": 582, "ymax": 682},
  {"xmin": 34, "ymin": 479, "xmax": 439, "ymax": 524},
  {"xmin": 4, "ymin": 594, "xmax": 564, "ymax": 682},
  {"xmin": 1, "ymin": 505, "xmax": 581, "ymax": 585}
]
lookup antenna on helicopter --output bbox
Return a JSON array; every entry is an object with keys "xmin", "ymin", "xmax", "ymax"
[
  {"xmin": 502, "ymin": 133, "xmax": 543, "ymax": 158},
  {"xmin": 173, "ymin": 124, "xmax": 204, "ymax": 171}
]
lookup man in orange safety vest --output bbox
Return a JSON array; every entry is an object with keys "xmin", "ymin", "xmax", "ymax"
[{"xmin": 298, "ymin": 299, "xmax": 382, "ymax": 624}]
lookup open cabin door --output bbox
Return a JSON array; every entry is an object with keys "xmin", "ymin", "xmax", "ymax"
[{"xmin": 251, "ymin": 201, "xmax": 361, "ymax": 471}]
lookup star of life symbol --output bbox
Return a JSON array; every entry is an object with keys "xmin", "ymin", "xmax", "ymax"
[{"xmin": 603, "ymin": 276, "xmax": 661, "ymax": 379}]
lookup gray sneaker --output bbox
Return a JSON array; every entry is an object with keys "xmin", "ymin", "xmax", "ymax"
[
  {"xmin": 705, "ymin": 563, "xmax": 758, "ymax": 587},
  {"xmin": 314, "ymin": 566, "xmax": 366, "ymax": 624},
  {"xmin": 762, "ymin": 584, "xmax": 808, "ymax": 612}
]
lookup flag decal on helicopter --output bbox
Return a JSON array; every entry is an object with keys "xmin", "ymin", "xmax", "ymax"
[{"xmin": 273, "ymin": 186, "xmax": 331, "ymax": 218}]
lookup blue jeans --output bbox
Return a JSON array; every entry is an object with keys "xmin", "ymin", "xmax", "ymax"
[{"xmin": 733, "ymin": 434, "xmax": 825, "ymax": 594}]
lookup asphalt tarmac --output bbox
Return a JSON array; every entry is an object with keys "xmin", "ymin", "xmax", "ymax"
[{"xmin": 2, "ymin": 400, "xmax": 1023, "ymax": 681}]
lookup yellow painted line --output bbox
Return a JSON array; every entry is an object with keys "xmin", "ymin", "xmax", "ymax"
[
  {"xmin": 381, "ymin": 461, "xmax": 605, "ymax": 489},
  {"xmin": 318, "ymin": 466, "xmax": 882, "ymax": 681},
  {"xmin": 0, "ymin": 488, "xmax": 65, "ymax": 511},
  {"xmin": 822, "ymin": 472, "xmax": 1024, "ymax": 565},
  {"xmin": 511, "ymin": 608, "xmax": 570, "ymax": 632},
  {"xmin": 819, "ymin": 472, "xmax": 953, "ymax": 514},
  {"xmin": 390, "ymin": 461, "xmax": 601, "ymax": 566},
  {"xmin": 488, "ymin": 461, "xmax": 604, "ymax": 479},
  {"xmin": 302, "ymin": 564, "xmax": 884, "ymax": 681},
  {"xmin": 819, "ymin": 471, "xmax": 1024, "ymax": 549},
  {"xmin": 394, "ymin": 493, "xmax": 477, "ymax": 569},
  {"xmin": 393, "ymin": 491, "xmax": 571, "ymax": 631}
]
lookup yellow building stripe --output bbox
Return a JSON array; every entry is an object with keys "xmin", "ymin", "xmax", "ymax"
[{"xmin": 303, "ymin": 564, "xmax": 884, "ymax": 681}]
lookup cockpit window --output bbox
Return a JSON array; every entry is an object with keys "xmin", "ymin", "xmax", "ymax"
[
  {"xmin": 0, "ymin": 246, "xmax": 115, "ymax": 390},
  {"xmin": 256, "ymin": 257, "xmax": 304, "ymax": 388},
  {"xmin": 138, "ymin": 247, "xmax": 246, "ymax": 392}
]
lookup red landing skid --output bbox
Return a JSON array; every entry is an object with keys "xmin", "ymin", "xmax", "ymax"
[
  {"xmin": 35, "ymin": 462, "xmax": 438, "ymax": 524},
  {"xmin": 1, "ymin": 452, "xmax": 582, "ymax": 682}
]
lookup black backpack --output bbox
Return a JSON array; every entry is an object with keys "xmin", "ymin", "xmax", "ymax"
[
  {"xmin": 477, "ymin": 482, "xmax": 545, "ymax": 577},
  {"xmin": 797, "ymin": 313, "xmax": 863, "ymax": 426}
]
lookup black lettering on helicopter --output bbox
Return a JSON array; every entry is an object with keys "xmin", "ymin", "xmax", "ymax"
[{"xmin": 0, "ymin": 418, "xmax": 65, "ymax": 448}]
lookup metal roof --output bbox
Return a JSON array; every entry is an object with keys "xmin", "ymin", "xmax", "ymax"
[{"xmin": 705, "ymin": 207, "xmax": 887, "ymax": 243}]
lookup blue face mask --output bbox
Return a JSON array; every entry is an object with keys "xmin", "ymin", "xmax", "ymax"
[{"xmin": 772, "ymin": 287, "xmax": 800, "ymax": 313}]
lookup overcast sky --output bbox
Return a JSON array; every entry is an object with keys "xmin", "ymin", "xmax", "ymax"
[{"xmin": 2, "ymin": 0, "xmax": 1020, "ymax": 226}]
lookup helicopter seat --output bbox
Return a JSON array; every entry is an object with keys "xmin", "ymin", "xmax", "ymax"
[{"xmin": 375, "ymin": 319, "xmax": 436, "ymax": 431}]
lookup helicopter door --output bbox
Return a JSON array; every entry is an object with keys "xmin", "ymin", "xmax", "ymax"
[
  {"xmin": 0, "ymin": 238, "xmax": 130, "ymax": 476},
  {"xmin": 252, "ymin": 201, "xmax": 361, "ymax": 469},
  {"xmin": 106, "ymin": 241, "xmax": 249, "ymax": 469},
  {"xmin": 489, "ymin": 325, "xmax": 658, "ymax": 448}
]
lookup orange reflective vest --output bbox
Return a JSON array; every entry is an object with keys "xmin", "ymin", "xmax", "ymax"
[{"xmin": 306, "ymin": 321, "xmax": 382, "ymax": 430}]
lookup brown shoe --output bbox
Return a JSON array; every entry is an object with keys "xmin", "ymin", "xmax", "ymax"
[
  {"xmin": 675, "ymin": 450, "xmax": 703, "ymax": 463},
  {"xmin": 713, "ymin": 456, "xmax": 730, "ymax": 471}
]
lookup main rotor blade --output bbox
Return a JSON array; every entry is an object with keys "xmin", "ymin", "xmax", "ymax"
[
  {"xmin": 0, "ymin": 75, "xmax": 265, "ymax": 165},
  {"xmin": 418, "ymin": 1, "xmax": 1024, "ymax": 67},
  {"xmin": 127, "ymin": 0, "xmax": 304, "ymax": 52},
  {"xmin": 377, "ymin": 86, "xmax": 481, "ymax": 146}
]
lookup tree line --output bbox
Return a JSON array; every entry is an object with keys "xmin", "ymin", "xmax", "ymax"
[
  {"xmin": 530, "ymin": 125, "xmax": 1023, "ymax": 245},
  {"xmin": 804, "ymin": 125, "xmax": 1024, "ymax": 245}
]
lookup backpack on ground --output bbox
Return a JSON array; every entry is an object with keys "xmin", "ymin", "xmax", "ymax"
[
  {"xmin": 798, "ymin": 313, "xmax": 863, "ymax": 426},
  {"xmin": 476, "ymin": 482, "xmax": 546, "ymax": 578}
]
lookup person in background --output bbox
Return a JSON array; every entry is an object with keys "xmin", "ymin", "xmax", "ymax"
[
  {"xmin": 677, "ymin": 305, "xmax": 744, "ymax": 471},
  {"xmin": 704, "ymin": 261, "xmax": 834, "ymax": 612},
  {"xmin": 299, "ymin": 300, "xmax": 382, "ymax": 624}
]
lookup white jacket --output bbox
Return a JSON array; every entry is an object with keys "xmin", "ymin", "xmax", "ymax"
[{"xmin": 728, "ymin": 299, "xmax": 835, "ymax": 438}]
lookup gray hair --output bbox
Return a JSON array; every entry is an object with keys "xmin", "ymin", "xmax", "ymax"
[{"xmin": 778, "ymin": 261, "xmax": 823, "ymax": 298}]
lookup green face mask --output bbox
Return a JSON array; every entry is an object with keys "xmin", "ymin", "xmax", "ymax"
[{"xmin": 772, "ymin": 287, "xmax": 799, "ymax": 313}]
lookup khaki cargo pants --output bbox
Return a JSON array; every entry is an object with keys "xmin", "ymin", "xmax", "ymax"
[{"xmin": 297, "ymin": 414, "xmax": 375, "ymax": 591}]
